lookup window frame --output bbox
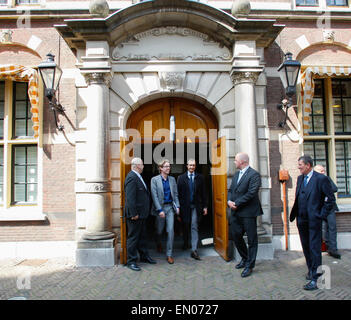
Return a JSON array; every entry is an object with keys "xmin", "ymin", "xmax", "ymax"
[
  {"xmin": 296, "ymin": 0, "xmax": 319, "ymax": 6},
  {"xmin": 303, "ymin": 76, "xmax": 351, "ymax": 204},
  {"xmin": 0, "ymin": 79, "xmax": 40, "ymax": 210}
]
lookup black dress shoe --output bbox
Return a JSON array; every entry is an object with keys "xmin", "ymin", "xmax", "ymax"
[
  {"xmin": 328, "ymin": 250, "xmax": 341, "ymax": 259},
  {"xmin": 191, "ymin": 251, "xmax": 201, "ymax": 260},
  {"xmin": 235, "ymin": 260, "xmax": 246, "ymax": 269},
  {"xmin": 127, "ymin": 263, "xmax": 141, "ymax": 271},
  {"xmin": 140, "ymin": 256, "xmax": 157, "ymax": 264},
  {"xmin": 304, "ymin": 280, "xmax": 318, "ymax": 291},
  {"xmin": 241, "ymin": 267, "xmax": 252, "ymax": 278}
]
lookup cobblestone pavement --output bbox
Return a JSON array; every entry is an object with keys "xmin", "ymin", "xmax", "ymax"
[{"xmin": 0, "ymin": 249, "xmax": 350, "ymax": 300}]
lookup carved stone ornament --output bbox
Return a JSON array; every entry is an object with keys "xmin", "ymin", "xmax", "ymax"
[
  {"xmin": 83, "ymin": 181, "xmax": 112, "ymax": 193},
  {"xmin": 111, "ymin": 27, "xmax": 231, "ymax": 62},
  {"xmin": 1, "ymin": 29, "xmax": 13, "ymax": 43},
  {"xmin": 84, "ymin": 72, "xmax": 112, "ymax": 86},
  {"xmin": 323, "ymin": 29, "xmax": 335, "ymax": 42},
  {"xmin": 159, "ymin": 72, "xmax": 186, "ymax": 91},
  {"xmin": 89, "ymin": 0, "xmax": 110, "ymax": 18},
  {"xmin": 230, "ymin": 71, "xmax": 260, "ymax": 85}
]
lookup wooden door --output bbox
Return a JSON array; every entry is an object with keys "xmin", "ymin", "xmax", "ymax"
[
  {"xmin": 119, "ymin": 137, "xmax": 130, "ymax": 265},
  {"xmin": 211, "ymin": 136, "xmax": 229, "ymax": 261}
]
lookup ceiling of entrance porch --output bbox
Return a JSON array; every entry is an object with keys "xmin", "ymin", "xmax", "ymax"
[{"xmin": 55, "ymin": 0, "xmax": 284, "ymax": 52}]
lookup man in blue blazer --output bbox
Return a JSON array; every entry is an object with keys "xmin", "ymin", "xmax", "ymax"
[
  {"xmin": 290, "ymin": 155, "xmax": 336, "ymax": 290},
  {"xmin": 227, "ymin": 152, "xmax": 263, "ymax": 278}
]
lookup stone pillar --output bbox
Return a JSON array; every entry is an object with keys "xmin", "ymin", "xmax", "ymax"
[
  {"xmin": 230, "ymin": 42, "xmax": 274, "ymax": 259},
  {"xmin": 82, "ymin": 72, "xmax": 114, "ymax": 241},
  {"xmin": 231, "ymin": 70, "xmax": 261, "ymax": 171},
  {"xmin": 75, "ymin": 41, "xmax": 116, "ymax": 266}
]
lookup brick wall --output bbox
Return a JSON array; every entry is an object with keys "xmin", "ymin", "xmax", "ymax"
[{"xmin": 0, "ymin": 21, "xmax": 77, "ymax": 242}]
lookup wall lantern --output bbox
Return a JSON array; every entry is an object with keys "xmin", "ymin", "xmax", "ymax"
[
  {"xmin": 277, "ymin": 52, "xmax": 301, "ymax": 127},
  {"xmin": 38, "ymin": 53, "xmax": 65, "ymax": 131}
]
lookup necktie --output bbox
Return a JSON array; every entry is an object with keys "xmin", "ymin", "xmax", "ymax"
[
  {"xmin": 304, "ymin": 175, "xmax": 308, "ymax": 187},
  {"xmin": 238, "ymin": 171, "xmax": 243, "ymax": 183},
  {"xmin": 189, "ymin": 173, "xmax": 194, "ymax": 202}
]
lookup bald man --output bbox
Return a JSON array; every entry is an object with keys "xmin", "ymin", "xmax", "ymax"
[
  {"xmin": 227, "ymin": 152, "xmax": 263, "ymax": 278},
  {"xmin": 124, "ymin": 157, "xmax": 156, "ymax": 271}
]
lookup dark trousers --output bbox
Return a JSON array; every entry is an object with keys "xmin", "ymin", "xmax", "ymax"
[
  {"xmin": 322, "ymin": 210, "xmax": 338, "ymax": 252},
  {"xmin": 297, "ymin": 216, "xmax": 322, "ymax": 281},
  {"xmin": 231, "ymin": 215, "xmax": 258, "ymax": 269},
  {"xmin": 126, "ymin": 218, "xmax": 149, "ymax": 265}
]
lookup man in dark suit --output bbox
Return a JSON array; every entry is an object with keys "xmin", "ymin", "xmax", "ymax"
[
  {"xmin": 124, "ymin": 157, "xmax": 156, "ymax": 271},
  {"xmin": 177, "ymin": 159, "xmax": 208, "ymax": 260},
  {"xmin": 314, "ymin": 164, "xmax": 341, "ymax": 260},
  {"xmin": 290, "ymin": 155, "xmax": 335, "ymax": 290},
  {"xmin": 227, "ymin": 152, "xmax": 263, "ymax": 278}
]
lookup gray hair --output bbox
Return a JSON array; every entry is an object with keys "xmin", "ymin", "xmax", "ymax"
[
  {"xmin": 131, "ymin": 157, "xmax": 143, "ymax": 169},
  {"xmin": 298, "ymin": 155, "xmax": 313, "ymax": 167}
]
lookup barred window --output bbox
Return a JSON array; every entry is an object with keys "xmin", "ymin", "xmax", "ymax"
[
  {"xmin": 327, "ymin": 0, "xmax": 348, "ymax": 5},
  {"xmin": 0, "ymin": 80, "xmax": 38, "ymax": 206},
  {"xmin": 296, "ymin": 0, "xmax": 319, "ymax": 5},
  {"xmin": 304, "ymin": 77, "xmax": 351, "ymax": 198}
]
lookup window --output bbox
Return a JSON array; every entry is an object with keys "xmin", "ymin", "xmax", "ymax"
[
  {"xmin": 0, "ymin": 0, "xmax": 7, "ymax": 5},
  {"xmin": 304, "ymin": 140, "xmax": 329, "ymax": 173},
  {"xmin": 332, "ymin": 79, "xmax": 351, "ymax": 134},
  {"xmin": 12, "ymin": 145, "xmax": 37, "ymax": 203},
  {"xmin": 13, "ymin": 82, "xmax": 35, "ymax": 138},
  {"xmin": 304, "ymin": 78, "xmax": 351, "ymax": 199},
  {"xmin": 308, "ymin": 80, "xmax": 327, "ymax": 134},
  {"xmin": 16, "ymin": 0, "xmax": 39, "ymax": 3},
  {"xmin": 0, "ymin": 80, "xmax": 38, "ymax": 206},
  {"xmin": 327, "ymin": 0, "xmax": 348, "ymax": 5},
  {"xmin": 296, "ymin": 0, "xmax": 319, "ymax": 5}
]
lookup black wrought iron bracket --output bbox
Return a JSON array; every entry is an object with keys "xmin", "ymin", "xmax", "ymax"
[{"xmin": 277, "ymin": 96, "xmax": 293, "ymax": 128}]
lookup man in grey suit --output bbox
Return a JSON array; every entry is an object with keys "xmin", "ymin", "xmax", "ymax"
[
  {"xmin": 227, "ymin": 152, "xmax": 263, "ymax": 278},
  {"xmin": 151, "ymin": 159, "xmax": 180, "ymax": 264}
]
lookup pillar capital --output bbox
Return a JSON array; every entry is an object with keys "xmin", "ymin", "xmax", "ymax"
[
  {"xmin": 83, "ymin": 72, "xmax": 112, "ymax": 87},
  {"xmin": 230, "ymin": 70, "xmax": 261, "ymax": 86}
]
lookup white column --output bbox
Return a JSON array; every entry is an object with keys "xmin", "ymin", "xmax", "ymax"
[
  {"xmin": 79, "ymin": 41, "xmax": 114, "ymax": 241},
  {"xmin": 82, "ymin": 72, "xmax": 114, "ymax": 240},
  {"xmin": 231, "ymin": 41, "xmax": 266, "ymax": 235},
  {"xmin": 231, "ymin": 71, "xmax": 260, "ymax": 171}
]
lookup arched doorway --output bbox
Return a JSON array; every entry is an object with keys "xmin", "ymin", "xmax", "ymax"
[{"xmin": 120, "ymin": 98, "xmax": 228, "ymax": 262}]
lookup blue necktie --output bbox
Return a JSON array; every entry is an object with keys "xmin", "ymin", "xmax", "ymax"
[
  {"xmin": 189, "ymin": 173, "xmax": 194, "ymax": 203},
  {"xmin": 304, "ymin": 175, "xmax": 308, "ymax": 187}
]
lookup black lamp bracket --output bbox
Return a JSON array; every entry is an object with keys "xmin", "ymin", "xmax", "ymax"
[
  {"xmin": 47, "ymin": 94, "xmax": 65, "ymax": 131},
  {"xmin": 277, "ymin": 96, "xmax": 293, "ymax": 128}
]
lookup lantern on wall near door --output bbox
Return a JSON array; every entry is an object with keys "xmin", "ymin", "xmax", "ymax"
[
  {"xmin": 277, "ymin": 52, "xmax": 301, "ymax": 127},
  {"xmin": 38, "ymin": 53, "xmax": 65, "ymax": 131}
]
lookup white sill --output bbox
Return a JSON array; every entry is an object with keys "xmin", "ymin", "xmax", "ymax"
[
  {"xmin": 0, "ymin": 207, "xmax": 47, "ymax": 221},
  {"xmin": 336, "ymin": 204, "xmax": 351, "ymax": 213}
]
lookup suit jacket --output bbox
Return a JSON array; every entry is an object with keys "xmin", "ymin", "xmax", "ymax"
[
  {"xmin": 150, "ymin": 174, "xmax": 180, "ymax": 216},
  {"xmin": 227, "ymin": 166, "xmax": 263, "ymax": 219},
  {"xmin": 290, "ymin": 171, "xmax": 336, "ymax": 222},
  {"xmin": 327, "ymin": 176, "xmax": 339, "ymax": 212},
  {"xmin": 123, "ymin": 170, "xmax": 151, "ymax": 219},
  {"xmin": 177, "ymin": 172, "xmax": 208, "ymax": 224}
]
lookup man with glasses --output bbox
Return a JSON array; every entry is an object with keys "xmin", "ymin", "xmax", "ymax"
[{"xmin": 151, "ymin": 159, "xmax": 180, "ymax": 264}]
